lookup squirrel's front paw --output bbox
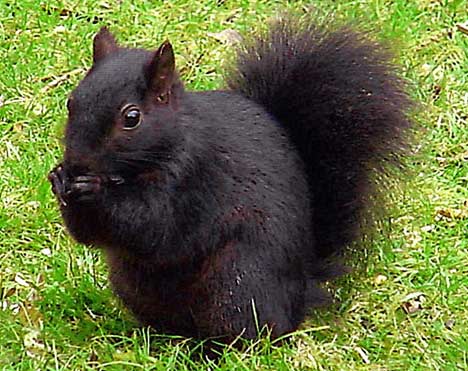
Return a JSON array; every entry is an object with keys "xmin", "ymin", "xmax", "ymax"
[
  {"xmin": 48, "ymin": 164, "xmax": 102, "ymax": 206},
  {"xmin": 48, "ymin": 164, "xmax": 70, "ymax": 206}
]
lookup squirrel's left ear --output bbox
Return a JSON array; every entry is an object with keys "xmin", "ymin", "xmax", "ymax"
[
  {"xmin": 145, "ymin": 41, "xmax": 175, "ymax": 100},
  {"xmin": 93, "ymin": 27, "xmax": 118, "ymax": 64}
]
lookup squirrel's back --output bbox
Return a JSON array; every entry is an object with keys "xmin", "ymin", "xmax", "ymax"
[{"xmin": 179, "ymin": 89, "xmax": 312, "ymax": 245}]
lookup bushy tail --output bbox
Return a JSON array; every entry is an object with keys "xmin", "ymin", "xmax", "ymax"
[{"xmin": 227, "ymin": 16, "xmax": 413, "ymax": 257}]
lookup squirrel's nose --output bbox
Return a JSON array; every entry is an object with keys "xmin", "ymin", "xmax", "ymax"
[{"xmin": 63, "ymin": 149, "xmax": 101, "ymax": 176}]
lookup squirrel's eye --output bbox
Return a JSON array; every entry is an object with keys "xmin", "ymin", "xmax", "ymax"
[{"xmin": 121, "ymin": 105, "xmax": 142, "ymax": 130}]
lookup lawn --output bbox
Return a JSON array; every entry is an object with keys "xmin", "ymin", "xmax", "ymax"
[{"xmin": 0, "ymin": 0, "xmax": 467, "ymax": 370}]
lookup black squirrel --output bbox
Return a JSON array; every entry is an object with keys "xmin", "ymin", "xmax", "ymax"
[{"xmin": 49, "ymin": 16, "xmax": 412, "ymax": 342}]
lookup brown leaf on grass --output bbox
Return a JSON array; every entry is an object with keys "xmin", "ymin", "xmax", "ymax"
[
  {"xmin": 89, "ymin": 350, "xmax": 99, "ymax": 363},
  {"xmin": 401, "ymin": 292, "xmax": 425, "ymax": 315},
  {"xmin": 39, "ymin": 68, "xmax": 86, "ymax": 93},
  {"xmin": 41, "ymin": 4, "xmax": 103, "ymax": 23},
  {"xmin": 7, "ymin": 273, "xmax": 45, "ymax": 328},
  {"xmin": 208, "ymin": 29, "xmax": 243, "ymax": 45},
  {"xmin": 401, "ymin": 301, "xmax": 421, "ymax": 314},
  {"xmin": 457, "ymin": 21, "xmax": 468, "ymax": 36},
  {"xmin": 445, "ymin": 319, "xmax": 455, "ymax": 330},
  {"xmin": 19, "ymin": 302, "xmax": 44, "ymax": 328},
  {"xmin": 3, "ymin": 287, "xmax": 16, "ymax": 298},
  {"xmin": 432, "ymin": 84, "xmax": 442, "ymax": 100},
  {"xmin": 24, "ymin": 328, "xmax": 45, "ymax": 359},
  {"xmin": 435, "ymin": 205, "xmax": 468, "ymax": 220}
]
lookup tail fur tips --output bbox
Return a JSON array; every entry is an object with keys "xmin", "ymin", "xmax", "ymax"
[{"xmin": 227, "ymin": 16, "xmax": 413, "ymax": 257}]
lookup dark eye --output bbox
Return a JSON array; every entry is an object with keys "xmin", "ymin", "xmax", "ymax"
[{"xmin": 121, "ymin": 104, "xmax": 142, "ymax": 130}]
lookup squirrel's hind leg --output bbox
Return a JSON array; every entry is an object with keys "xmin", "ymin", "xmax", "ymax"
[{"xmin": 190, "ymin": 241, "xmax": 307, "ymax": 342}]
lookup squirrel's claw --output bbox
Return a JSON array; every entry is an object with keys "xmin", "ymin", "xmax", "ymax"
[
  {"xmin": 48, "ymin": 164, "xmax": 69, "ymax": 207},
  {"xmin": 48, "ymin": 166, "xmax": 105, "ymax": 206}
]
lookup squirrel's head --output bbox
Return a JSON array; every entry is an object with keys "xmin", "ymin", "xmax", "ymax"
[{"xmin": 64, "ymin": 27, "xmax": 185, "ymax": 179}]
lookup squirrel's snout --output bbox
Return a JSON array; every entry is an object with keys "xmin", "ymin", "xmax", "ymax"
[{"xmin": 63, "ymin": 149, "xmax": 102, "ymax": 176}]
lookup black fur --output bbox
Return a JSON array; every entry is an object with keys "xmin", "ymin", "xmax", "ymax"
[
  {"xmin": 49, "ymin": 17, "xmax": 412, "ymax": 342},
  {"xmin": 227, "ymin": 18, "xmax": 412, "ymax": 257}
]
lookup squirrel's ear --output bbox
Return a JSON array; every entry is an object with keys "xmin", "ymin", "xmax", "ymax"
[
  {"xmin": 145, "ymin": 41, "xmax": 175, "ymax": 98},
  {"xmin": 93, "ymin": 27, "xmax": 118, "ymax": 64}
]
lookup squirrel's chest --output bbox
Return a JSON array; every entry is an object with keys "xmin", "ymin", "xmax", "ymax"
[{"xmin": 104, "ymin": 242, "xmax": 242, "ymax": 336}]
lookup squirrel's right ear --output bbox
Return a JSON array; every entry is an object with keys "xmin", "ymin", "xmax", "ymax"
[
  {"xmin": 93, "ymin": 27, "xmax": 118, "ymax": 64},
  {"xmin": 144, "ymin": 41, "xmax": 176, "ymax": 99}
]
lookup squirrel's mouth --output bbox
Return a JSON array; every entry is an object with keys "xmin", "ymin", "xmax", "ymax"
[{"xmin": 103, "ymin": 174, "xmax": 125, "ymax": 185}]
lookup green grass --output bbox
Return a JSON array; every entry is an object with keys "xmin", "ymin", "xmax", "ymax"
[{"xmin": 1, "ymin": 0, "xmax": 467, "ymax": 369}]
